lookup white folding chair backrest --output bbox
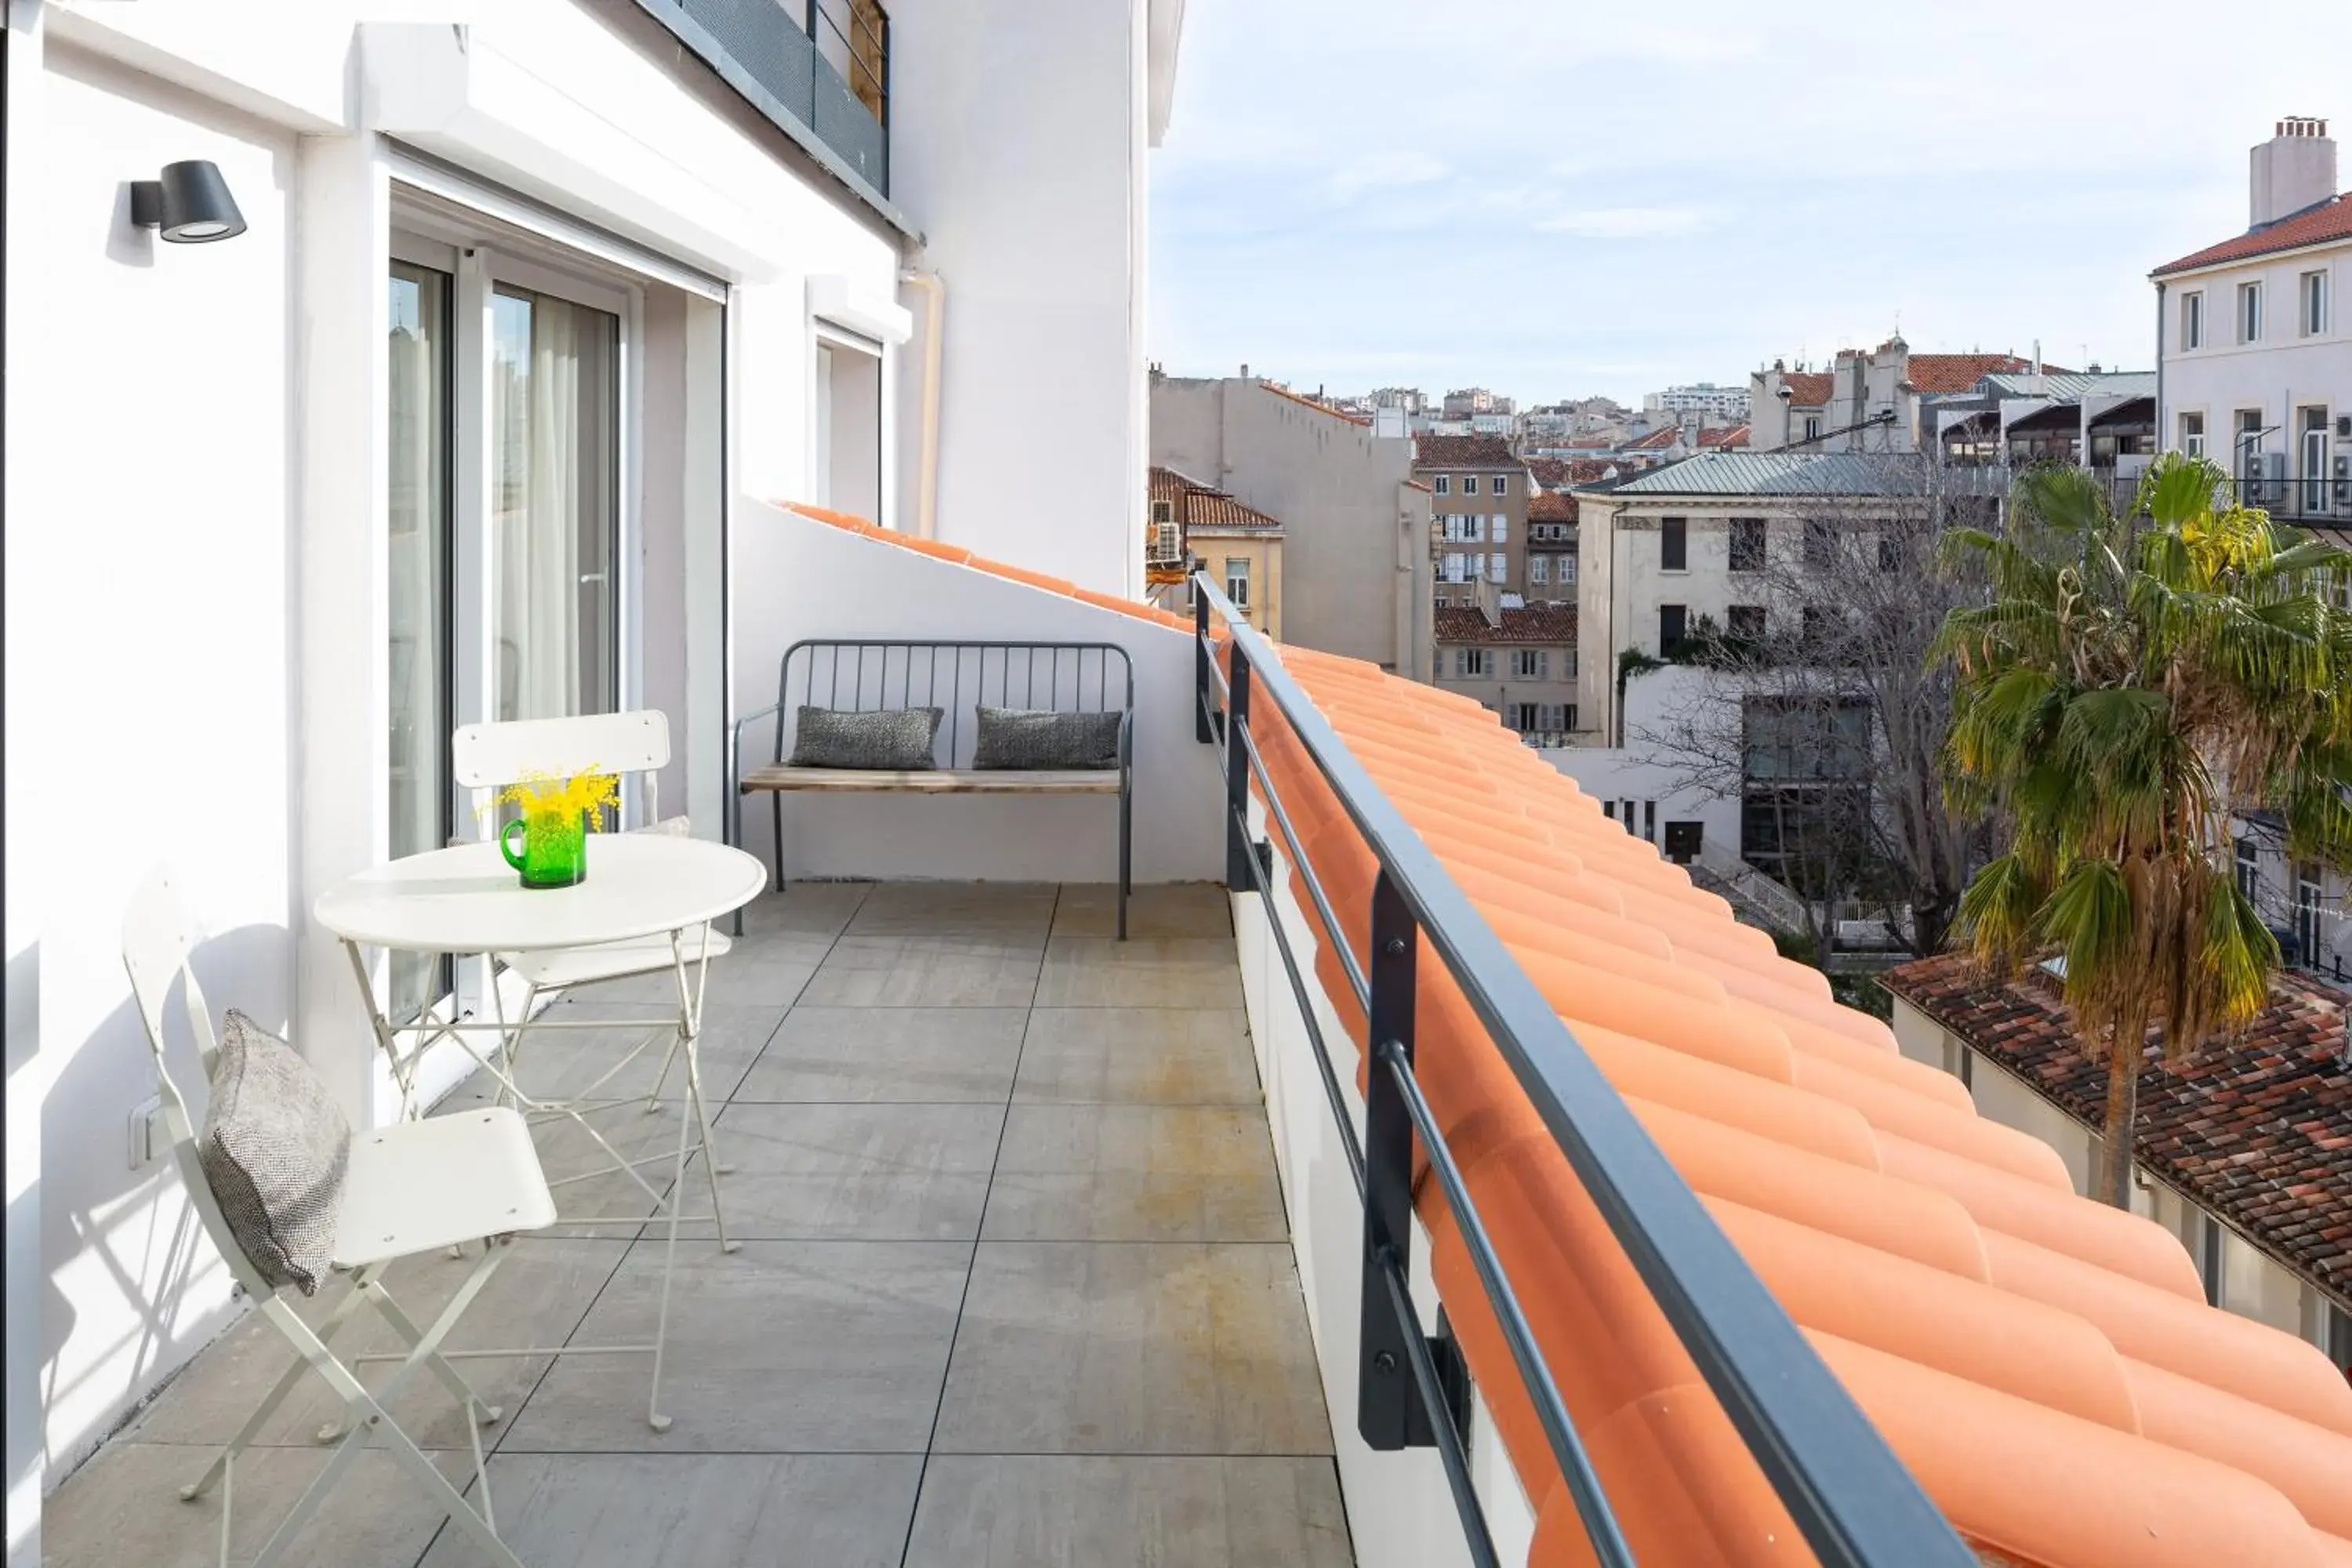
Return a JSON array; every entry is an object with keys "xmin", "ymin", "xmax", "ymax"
[
  {"xmin": 121, "ymin": 866, "xmax": 277, "ymax": 1299},
  {"xmin": 451, "ymin": 710, "xmax": 670, "ymax": 834}
]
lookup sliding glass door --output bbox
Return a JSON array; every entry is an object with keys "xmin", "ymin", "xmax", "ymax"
[
  {"xmin": 387, "ymin": 260, "xmax": 452, "ymax": 1022},
  {"xmin": 491, "ymin": 286, "xmax": 620, "ymax": 721}
]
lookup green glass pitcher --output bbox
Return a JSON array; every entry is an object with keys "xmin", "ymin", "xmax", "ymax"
[{"xmin": 500, "ymin": 808, "xmax": 589, "ymax": 890}]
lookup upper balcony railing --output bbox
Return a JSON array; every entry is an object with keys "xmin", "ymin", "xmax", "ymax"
[
  {"xmin": 1192, "ymin": 571, "xmax": 1973, "ymax": 1567},
  {"xmin": 636, "ymin": 0, "xmax": 891, "ymax": 206}
]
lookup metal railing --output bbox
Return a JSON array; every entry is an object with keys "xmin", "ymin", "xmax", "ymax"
[
  {"xmin": 1191, "ymin": 571, "xmax": 1972, "ymax": 1567},
  {"xmin": 635, "ymin": 0, "xmax": 891, "ymax": 199}
]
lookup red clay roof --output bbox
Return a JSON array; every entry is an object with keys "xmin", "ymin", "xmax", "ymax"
[
  {"xmin": 1905, "ymin": 353, "xmax": 2039, "ymax": 394},
  {"xmin": 1781, "ymin": 371, "xmax": 1833, "ymax": 406},
  {"xmin": 1523, "ymin": 456, "xmax": 1574, "ymax": 489},
  {"xmin": 1147, "ymin": 465, "xmax": 1283, "ymax": 532},
  {"xmin": 1526, "ymin": 491, "xmax": 1578, "ymax": 523},
  {"xmin": 1434, "ymin": 603, "xmax": 1577, "ymax": 644},
  {"xmin": 1699, "ymin": 423, "xmax": 1751, "ymax": 450},
  {"xmin": 1625, "ymin": 427, "xmax": 1682, "ymax": 451},
  {"xmin": 2154, "ymin": 192, "xmax": 2352, "ymax": 277},
  {"xmin": 1883, "ymin": 954, "xmax": 2351, "ymax": 1305},
  {"xmin": 1414, "ymin": 434, "xmax": 1517, "ymax": 469},
  {"xmin": 778, "ymin": 496, "xmax": 2352, "ymax": 1565}
]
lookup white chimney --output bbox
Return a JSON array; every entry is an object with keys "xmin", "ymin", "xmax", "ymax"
[{"xmin": 2251, "ymin": 116, "xmax": 2336, "ymax": 228}]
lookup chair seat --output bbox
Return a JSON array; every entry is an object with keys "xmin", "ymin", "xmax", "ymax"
[
  {"xmin": 336, "ymin": 1108, "xmax": 555, "ymax": 1266},
  {"xmin": 739, "ymin": 765, "xmax": 1122, "ymax": 795},
  {"xmin": 499, "ymin": 927, "xmax": 734, "ymax": 991}
]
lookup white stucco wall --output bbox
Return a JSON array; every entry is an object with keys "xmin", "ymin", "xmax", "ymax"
[
  {"xmin": 728, "ymin": 506, "xmax": 1223, "ymax": 885},
  {"xmin": 887, "ymin": 0, "xmax": 1150, "ymax": 595},
  {"xmin": 2158, "ymin": 241, "xmax": 2347, "ymax": 484},
  {"xmin": 9, "ymin": 0, "xmax": 897, "ymax": 1497}
]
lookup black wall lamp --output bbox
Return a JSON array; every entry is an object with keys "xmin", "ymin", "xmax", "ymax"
[{"xmin": 130, "ymin": 161, "xmax": 246, "ymax": 243}]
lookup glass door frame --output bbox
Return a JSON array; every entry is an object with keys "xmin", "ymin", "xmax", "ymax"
[{"xmin": 390, "ymin": 208, "xmax": 648, "ymax": 1030}]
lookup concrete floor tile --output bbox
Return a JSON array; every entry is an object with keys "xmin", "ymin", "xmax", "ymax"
[
  {"xmin": 903, "ymin": 1455, "xmax": 1352, "ymax": 1568},
  {"xmin": 1033, "ymin": 938, "xmax": 1245, "ymax": 1009},
  {"xmin": 734, "ymin": 1007, "xmax": 1027, "ymax": 1103},
  {"xmin": 800, "ymin": 936, "xmax": 1041, "ymax": 1007},
  {"xmin": 1052, "ymin": 883, "xmax": 1234, "ymax": 940},
  {"xmin": 983, "ymin": 1105, "xmax": 1286, "ymax": 1243},
  {"xmin": 934, "ymin": 1243, "xmax": 1330, "ymax": 1456},
  {"xmin": 499, "ymin": 1240, "xmax": 968, "ymax": 1454},
  {"xmin": 1014, "ymin": 1008, "xmax": 1259, "ymax": 1105},
  {"xmin": 678, "ymin": 1102, "xmax": 1004, "ymax": 1241}
]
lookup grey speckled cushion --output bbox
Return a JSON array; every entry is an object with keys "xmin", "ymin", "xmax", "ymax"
[
  {"xmin": 973, "ymin": 706, "xmax": 1123, "ymax": 770},
  {"xmin": 787, "ymin": 706, "xmax": 942, "ymax": 770},
  {"xmin": 201, "ymin": 1011, "xmax": 350, "ymax": 1295}
]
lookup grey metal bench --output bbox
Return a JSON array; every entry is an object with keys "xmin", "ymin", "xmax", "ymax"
[{"xmin": 729, "ymin": 640, "xmax": 1135, "ymax": 937}]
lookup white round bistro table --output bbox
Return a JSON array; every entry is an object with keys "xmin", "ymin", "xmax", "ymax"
[{"xmin": 316, "ymin": 834, "xmax": 765, "ymax": 1432}]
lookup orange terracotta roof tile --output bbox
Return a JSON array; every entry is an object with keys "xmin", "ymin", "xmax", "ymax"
[
  {"xmin": 1780, "ymin": 371, "xmax": 1834, "ymax": 406},
  {"xmin": 2154, "ymin": 192, "xmax": 2352, "ymax": 276},
  {"xmin": 1625, "ymin": 426, "xmax": 1682, "ymax": 451},
  {"xmin": 1432, "ymin": 604, "xmax": 1577, "ymax": 644},
  {"xmin": 1148, "ymin": 466, "xmax": 1284, "ymax": 532},
  {"xmin": 1414, "ymin": 434, "xmax": 1517, "ymax": 469},
  {"xmin": 1905, "ymin": 353, "xmax": 2039, "ymax": 394},
  {"xmin": 1698, "ymin": 423, "xmax": 1751, "ymax": 449},
  {"xmin": 1526, "ymin": 491, "xmax": 1578, "ymax": 522},
  {"xmin": 1263, "ymin": 381, "xmax": 1374, "ymax": 425},
  {"xmin": 769, "ymin": 497, "xmax": 2352, "ymax": 1563}
]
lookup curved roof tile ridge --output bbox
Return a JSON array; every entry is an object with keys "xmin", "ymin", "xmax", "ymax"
[{"xmin": 769, "ymin": 500, "xmax": 2352, "ymax": 1563}]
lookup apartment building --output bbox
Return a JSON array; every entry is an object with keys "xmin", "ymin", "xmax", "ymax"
[
  {"xmin": 1415, "ymin": 434, "xmax": 1530, "ymax": 597},
  {"xmin": 1432, "ymin": 603, "xmax": 1580, "ymax": 743},
  {"xmin": 1145, "ymin": 465, "xmax": 1285, "ymax": 637},
  {"xmin": 1886, "ymin": 958, "xmax": 2350, "ymax": 1371},
  {"xmin": 2153, "ymin": 115, "xmax": 2352, "ymax": 988},
  {"xmin": 1151, "ymin": 372, "xmax": 1434, "ymax": 677},
  {"xmin": 2154, "ymin": 115, "xmax": 2349, "ymax": 529},
  {"xmin": 1525, "ymin": 490, "xmax": 1578, "ymax": 598},
  {"xmin": 7, "ymin": 0, "xmax": 1187, "ymax": 1551},
  {"xmin": 1643, "ymin": 381, "xmax": 1751, "ymax": 423},
  {"xmin": 1751, "ymin": 342, "xmax": 2042, "ymax": 452}
]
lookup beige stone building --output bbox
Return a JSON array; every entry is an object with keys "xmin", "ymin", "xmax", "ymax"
[
  {"xmin": 1146, "ymin": 465, "xmax": 1284, "ymax": 637},
  {"xmin": 1415, "ymin": 434, "xmax": 1530, "ymax": 601},
  {"xmin": 1432, "ymin": 601, "xmax": 1579, "ymax": 743}
]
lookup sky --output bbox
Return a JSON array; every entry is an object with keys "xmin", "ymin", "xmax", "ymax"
[{"xmin": 1145, "ymin": 2, "xmax": 2352, "ymax": 408}]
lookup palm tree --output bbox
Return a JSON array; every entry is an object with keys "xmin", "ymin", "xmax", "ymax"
[{"xmin": 1929, "ymin": 452, "xmax": 2352, "ymax": 1207}]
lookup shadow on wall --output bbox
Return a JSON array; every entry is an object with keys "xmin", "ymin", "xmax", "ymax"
[
  {"xmin": 38, "ymin": 923, "xmax": 290, "ymax": 1489},
  {"xmin": 8, "ymin": 944, "xmax": 43, "ymax": 1566}
]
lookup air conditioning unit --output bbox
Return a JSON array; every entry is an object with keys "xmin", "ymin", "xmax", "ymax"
[
  {"xmin": 2337, "ymin": 414, "xmax": 2352, "ymax": 438},
  {"xmin": 2335, "ymin": 454, "xmax": 2352, "ymax": 513},
  {"xmin": 2249, "ymin": 451, "xmax": 2290, "ymax": 505}
]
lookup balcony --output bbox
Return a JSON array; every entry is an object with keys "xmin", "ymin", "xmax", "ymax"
[
  {"xmin": 42, "ymin": 510, "xmax": 2350, "ymax": 1567},
  {"xmin": 636, "ymin": 0, "xmax": 892, "ymax": 208}
]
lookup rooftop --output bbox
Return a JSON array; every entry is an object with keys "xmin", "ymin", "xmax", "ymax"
[
  {"xmin": 1526, "ymin": 491, "xmax": 1578, "ymax": 524},
  {"xmin": 1883, "ymin": 955, "xmax": 2352, "ymax": 1307},
  {"xmin": 1411, "ymin": 434, "xmax": 1516, "ymax": 470},
  {"xmin": 2153, "ymin": 191, "xmax": 2352, "ymax": 277},
  {"xmin": 1780, "ymin": 371, "xmax": 1834, "ymax": 406},
  {"xmin": 1149, "ymin": 465, "xmax": 1285, "ymax": 532},
  {"xmin": 1974, "ymin": 371, "xmax": 2159, "ymax": 401},
  {"xmin": 1594, "ymin": 450, "xmax": 1947, "ymax": 498},
  {"xmin": 1697, "ymin": 423, "xmax": 1751, "ymax": 450},
  {"xmin": 1432, "ymin": 602, "xmax": 1577, "ymax": 644},
  {"xmin": 1899, "ymin": 353, "xmax": 2040, "ymax": 394}
]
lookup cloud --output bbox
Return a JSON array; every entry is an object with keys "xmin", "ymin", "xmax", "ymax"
[
  {"xmin": 1532, "ymin": 205, "xmax": 1714, "ymax": 240},
  {"xmin": 1323, "ymin": 151, "xmax": 1450, "ymax": 205}
]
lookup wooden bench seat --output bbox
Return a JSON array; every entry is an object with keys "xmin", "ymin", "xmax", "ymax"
[{"xmin": 739, "ymin": 766, "xmax": 1123, "ymax": 796}]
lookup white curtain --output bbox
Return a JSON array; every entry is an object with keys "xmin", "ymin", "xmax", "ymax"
[{"xmin": 494, "ymin": 295, "xmax": 586, "ymax": 720}]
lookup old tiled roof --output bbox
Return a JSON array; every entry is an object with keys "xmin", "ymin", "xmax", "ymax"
[
  {"xmin": 1414, "ymin": 434, "xmax": 1516, "ymax": 469},
  {"xmin": 1698, "ymin": 423, "xmax": 1751, "ymax": 450},
  {"xmin": 1433, "ymin": 603, "xmax": 1577, "ymax": 644},
  {"xmin": 1523, "ymin": 456, "xmax": 1574, "ymax": 488},
  {"xmin": 2154, "ymin": 192, "xmax": 2352, "ymax": 277},
  {"xmin": 1882, "ymin": 953, "xmax": 2351, "ymax": 1305},
  {"xmin": 1147, "ymin": 465, "xmax": 1283, "ymax": 532},
  {"xmin": 781, "ymin": 496, "xmax": 2352, "ymax": 1565},
  {"xmin": 1526, "ymin": 491, "xmax": 1578, "ymax": 523},
  {"xmin": 1904, "ymin": 354, "xmax": 2038, "ymax": 394},
  {"xmin": 1562, "ymin": 457, "xmax": 1617, "ymax": 483},
  {"xmin": 1624, "ymin": 427, "xmax": 1682, "ymax": 451},
  {"xmin": 1780, "ymin": 371, "xmax": 1833, "ymax": 406}
]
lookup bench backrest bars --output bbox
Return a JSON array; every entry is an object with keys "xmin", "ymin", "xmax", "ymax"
[{"xmin": 773, "ymin": 640, "xmax": 1136, "ymax": 771}]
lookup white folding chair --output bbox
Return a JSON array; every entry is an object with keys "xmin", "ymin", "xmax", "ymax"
[
  {"xmin": 446, "ymin": 710, "xmax": 737, "ymax": 1260},
  {"xmin": 123, "ymin": 867, "xmax": 556, "ymax": 1568}
]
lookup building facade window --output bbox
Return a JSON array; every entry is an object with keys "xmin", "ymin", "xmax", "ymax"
[
  {"xmin": 2303, "ymin": 270, "xmax": 2329, "ymax": 336},
  {"xmin": 1529, "ymin": 554, "xmax": 1548, "ymax": 586},
  {"xmin": 1559, "ymin": 554, "xmax": 1577, "ymax": 586},
  {"xmin": 1442, "ymin": 551, "xmax": 1468, "ymax": 583},
  {"xmin": 1660, "ymin": 516, "xmax": 1687, "ymax": 571},
  {"xmin": 1492, "ymin": 474, "xmax": 1510, "ymax": 496},
  {"xmin": 1803, "ymin": 415, "xmax": 1823, "ymax": 441},
  {"xmin": 1730, "ymin": 517, "xmax": 1766, "ymax": 572},
  {"xmin": 1511, "ymin": 648, "xmax": 1548, "ymax": 679},
  {"xmin": 1728, "ymin": 604, "xmax": 1766, "ymax": 641},
  {"xmin": 1803, "ymin": 517, "xmax": 1835, "ymax": 568},
  {"xmin": 2180, "ymin": 289, "xmax": 2203, "ymax": 350},
  {"xmin": 2236, "ymin": 408, "xmax": 2264, "ymax": 477},
  {"xmin": 2238, "ymin": 280, "xmax": 2262, "ymax": 343},
  {"xmin": 2180, "ymin": 410, "xmax": 2205, "ymax": 457},
  {"xmin": 2302, "ymin": 406, "xmax": 2329, "ymax": 510},
  {"xmin": 1433, "ymin": 475, "xmax": 1450, "ymax": 495},
  {"xmin": 1462, "ymin": 475, "xmax": 1480, "ymax": 495},
  {"xmin": 1487, "ymin": 552, "xmax": 1506, "ymax": 583},
  {"xmin": 1659, "ymin": 604, "xmax": 1686, "ymax": 653},
  {"xmin": 2235, "ymin": 837, "xmax": 2259, "ymax": 901},
  {"xmin": 1457, "ymin": 648, "xmax": 1493, "ymax": 677},
  {"xmin": 1491, "ymin": 514, "xmax": 1508, "ymax": 544},
  {"xmin": 1878, "ymin": 535, "xmax": 1902, "ymax": 573},
  {"xmin": 1225, "ymin": 557, "xmax": 1250, "ymax": 608}
]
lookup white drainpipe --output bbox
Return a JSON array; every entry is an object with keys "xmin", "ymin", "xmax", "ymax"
[{"xmin": 901, "ymin": 268, "xmax": 946, "ymax": 539}]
